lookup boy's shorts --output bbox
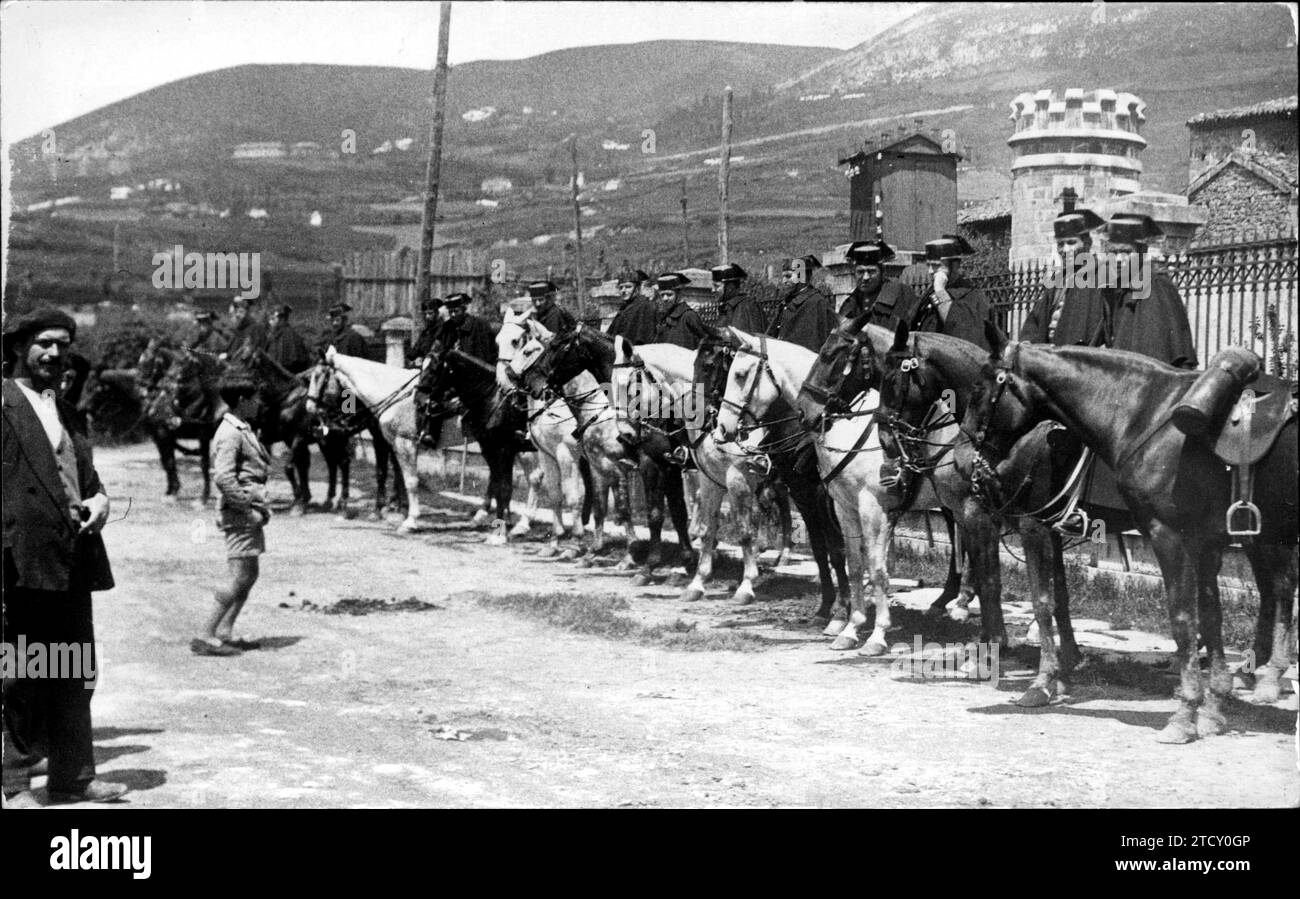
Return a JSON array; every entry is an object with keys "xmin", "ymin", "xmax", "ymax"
[{"xmin": 218, "ymin": 508, "xmax": 267, "ymax": 559}]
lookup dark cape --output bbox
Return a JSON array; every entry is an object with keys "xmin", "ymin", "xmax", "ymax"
[
  {"xmin": 898, "ymin": 276, "xmax": 994, "ymax": 352},
  {"xmin": 411, "ymin": 322, "xmax": 441, "ymax": 361},
  {"xmin": 438, "ymin": 314, "xmax": 499, "ymax": 367},
  {"xmin": 654, "ymin": 301, "xmax": 709, "ymax": 351},
  {"xmin": 714, "ymin": 285, "xmax": 768, "ymax": 335},
  {"xmin": 265, "ymin": 323, "xmax": 312, "ymax": 374},
  {"xmin": 224, "ymin": 320, "xmax": 268, "ymax": 359},
  {"xmin": 838, "ymin": 275, "xmax": 917, "ymax": 330},
  {"xmin": 534, "ymin": 302, "xmax": 577, "ymax": 337},
  {"xmin": 319, "ymin": 326, "xmax": 370, "ymax": 360},
  {"xmin": 768, "ymin": 284, "xmax": 839, "ymax": 353},
  {"xmin": 605, "ymin": 295, "xmax": 660, "ymax": 346},
  {"xmin": 185, "ymin": 328, "xmax": 227, "ymax": 355}
]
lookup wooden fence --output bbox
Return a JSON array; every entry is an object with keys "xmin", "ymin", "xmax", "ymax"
[{"xmin": 340, "ymin": 248, "xmax": 489, "ymax": 320}]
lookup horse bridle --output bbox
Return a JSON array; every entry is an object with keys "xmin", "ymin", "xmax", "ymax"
[
  {"xmin": 717, "ymin": 333, "xmax": 781, "ymax": 439},
  {"xmin": 879, "ymin": 348, "xmax": 959, "ymax": 479}
]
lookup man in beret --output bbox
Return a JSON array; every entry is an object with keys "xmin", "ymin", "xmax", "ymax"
[
  {"xmin": 409, "ymin": 297, "xmax": 445, "ymax": 367},
  {"xmin": 1021, "ymin": 205, "xmax": 1108, "ymax": 350},
  {"xmin": 319, "ymin": 303, "xmax": 369, "ymax": 359},
  {"xmin": 527, "ymin": 281, "xmax": 577, "ymax": 336},
  {"xmin": 606, "ymin": 268, "xmax": 658, "ymax": 345},
  {"xmin": 652, "ymin": 272, "xmax": 709, "ymax": 351},
  {"xmin": 265, "ymin": 305, "xmax": 312, "ymax": 375},
  {"xmin": 2, "ymin": 308, "xmax": 126, "ymax": 806},
  {"xmin": 435, "ymin": 293, "xmax": 498, "ymax": 367},
  {"xmin": 711, "ymin": 263, "xmax": 767, "ymax": 334},
  {"xmin": 837, "ymin": 241, "xmax": 917, "ymax": 330},
  {"xmin": 898, "ymin": 235, "xmax": 994, "ymax": 351},
  {"xmin": 1100, "ymin": 214, "xmax": 1197, "ymax": 369},
  {"xmin": 185, "ymin": 310, "xmax": 227, "ymax": 355},
  {"xmin": 768, "ymin": 255, "xmax": 839, "ymax": 353}
]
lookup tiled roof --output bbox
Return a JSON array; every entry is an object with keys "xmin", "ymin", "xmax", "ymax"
[
  {"xmin": 1187, "ymin": 95, "xmax": 1297, "ymax": 127},
  {"xmin": 958, "ymin": 196, "xmax": 1012, "ymax": 224}
]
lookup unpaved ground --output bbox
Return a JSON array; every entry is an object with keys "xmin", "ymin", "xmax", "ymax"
[{"xmin": 39, "ymin": 442, "xmax": 1300, "ymax": 808}]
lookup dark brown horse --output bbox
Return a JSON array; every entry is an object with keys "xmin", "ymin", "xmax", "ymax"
[
  {"xmin": 131, "ymin": 339, "xmax": 221, "ymax": 503},
  {"xmin": 959, "ymin": 331, "xmax": 1297, "ymax": 742}
]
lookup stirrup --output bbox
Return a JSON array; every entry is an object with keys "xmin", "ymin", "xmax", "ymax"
[
  {"xmin": 1226, "ymin": 501, "xmax": 1261, "ymax": 538},
  {"xmin": 743, "ymin": 454, "xmax": 772, "ymax": 477},
  {"xmin": 1053, "ymin": 507, "xmax": 1090, "ymax": 540},
  {"xmin": 668, "ymin": 446, "xmax": 691, "ymax": 466}
]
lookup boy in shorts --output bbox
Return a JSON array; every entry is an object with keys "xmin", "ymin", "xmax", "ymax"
[{"xmin": 192, "ymin": 377, "xmax": 271, "ymax": 657}]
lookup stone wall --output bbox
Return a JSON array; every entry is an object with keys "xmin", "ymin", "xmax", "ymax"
[
  {"xmin": 1010, "ymin": 163, "xmax": 1137, "ymax": 263},
  {"xmin": 1189, "ymin": 164, "xmax": 1297, "ymax": 242},
  {"xmin": 1189, "ymin": 116, "xmax": 1298, "ymax": 184}
]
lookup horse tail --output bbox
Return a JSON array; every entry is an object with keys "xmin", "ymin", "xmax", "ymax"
[{"xmin": 578, "ymin": 455, "xmax": 594, "ymax": 525}]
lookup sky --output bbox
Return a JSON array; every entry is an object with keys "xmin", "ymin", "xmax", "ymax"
[{"xmin": 0, "ymin": 0, "xmax": 920, "ymax": 147}]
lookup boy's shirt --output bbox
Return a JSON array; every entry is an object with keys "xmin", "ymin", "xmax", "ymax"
[{"xmin": 212, "ymin": 412, "xmax": 271, "ymax": 517}]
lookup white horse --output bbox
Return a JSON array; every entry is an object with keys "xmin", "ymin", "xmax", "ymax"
[
  {"xmin": 714, "ymin": 332, "xmax": 938, "ymax": 654},
  {"xmin": 495, "ymin": 310, "xmax": 589, "ymax": 555},
  {"xmin": 612, "ymin": 339, "xmax": 770, "ymax": 604},
  {"xmin": 325, "ymin": 348, "xmax": 424, "ymax": 532}
]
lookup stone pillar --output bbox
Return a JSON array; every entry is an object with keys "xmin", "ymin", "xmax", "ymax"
[{"xmin": 381, "ymin": 316, "xmax": 414, "ymax": 368}]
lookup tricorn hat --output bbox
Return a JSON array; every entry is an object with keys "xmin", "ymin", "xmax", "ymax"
[
  {"xmin": 847, "ymin": 241, "xmax": 895, "ymax": 266},
  {"xmin": 1053, "ymin": 208, "xmax": 1104, "ymax": 240},
  {"xmin": 924, "ymin": 235, "xmax": 974, "ymax": 262},
  {"xmin": 1103, "ymin": 214, "xmax": 1163, "ymax": 245},
  {"xmin": 616, "ymin": 268, "xmax": 650, "ymax": 286},
  {"xmin": 710, "ymin": 263, "xmax": 747, "ymax": 283},
  {"xmin": 327, "ymin": 303, "xmax": 352, "ymax": 316},
  {"xmin": 194, "ymin": 310, "xmax": 217, "ymax": 323},
  {"xmin": 421, "ymin": 296, "xmax": 443, "ymax": 312},
  {"xmin": 781, "ymin": 254, "xmax": 822, "ymax": 272},
  {"xmin": 527, "ymin": 281, "xmax": 559, "ymax": 299},
  {"xmin": 443, "ymin": 292, "xmax": 472, "ymax": 308},
  {"xmin": 655, "ymin": 272, "xmax": 691, "ymax": 291}
]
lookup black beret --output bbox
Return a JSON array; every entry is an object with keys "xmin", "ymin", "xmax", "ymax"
[{"xmin": 2, "ymin": 307, "xmax": 77, "ymax": 359}]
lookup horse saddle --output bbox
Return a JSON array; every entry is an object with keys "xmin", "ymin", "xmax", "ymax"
[{"xmin": 1204, "ymin": 374, "xmax": 1298, "ymax": 467}]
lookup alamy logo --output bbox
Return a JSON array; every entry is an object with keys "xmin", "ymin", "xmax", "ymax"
[
  {"xmin": 50, "ymin": 830, "xmax": 151, "ymax": 879},
  {"xmin": 889, "ymin": 636, "xmax": 1000, "ymax": 686},
  {"xmin": 0, "ymin": 638, "xmax": 98, "ymax": 689},
  {"xmin": 1045, "ymin": 251, "xmax": 1152, "ymax": 299},
  {"xmin": 152, "ymin": 244, "xmax": 261, "ymax": 299},
  {"xmin": 611, "ymin": 380, "xmax": 707, "ymax": 429}
]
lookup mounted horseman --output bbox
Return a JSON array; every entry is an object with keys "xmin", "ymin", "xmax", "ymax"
[
  {"xmin": 221, "ymin": 296, "xmax": 269, "ymax": 370},
  {"xmin": 528, "ymin": 280, "xmax": 577, "ymax": 336},
  {"xmin": 710, "ymin": 263, "xmax": 767, "ymax": 334},
  {"xmin": 605, "ymin": 268, "xmax": 657, "ymax": 345},
  {"xmin": 768, "ymin": 254, "xmax": 839, "ymax": 353},
  {"xmin": 837, "ymin": 240, "xmax": 917, "ymax": 330},
  {"xmin": 652, "ymin": 272, "xmax": 709, "ymax": 351},
  {"xmin": 265, "ymin": 304, "xmax": 313, "ymax": 375},
  {"xmin": 185, "ymin": 310, "xmax": 227, "ymax": 355},
  {"xmin": 317, "ymin": 302, "xmax": 370, "ymax": 360},
  {"xmin": 408, "ymin": 297, "xmax": 444, "ymax": 368},
  {"xmin": 896, "ymin": 234, "xmax": 994, "ymax": 351}
]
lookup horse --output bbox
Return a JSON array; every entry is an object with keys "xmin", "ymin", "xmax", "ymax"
[
  {"xmin": 695, "ymin": 328, "xmax": 851, "ymax": 624},
  {"xmin": 235, "ymin": 347, "xmax": 318, "ymax": 516},
  {"xmin": 417, "ymin": 340, "xmax": 536, "ymax": 543},
  {"xmin": 495, "ymin": 310, "xmax": 595, "ymax": 554},
  {"xmin": 958, "ymin": 331, "xmax": 1297, "ymax": 742},
  {"xmin": 820, "ymin": 323, "xmax": 1093, "ymax": 704},
  {"xmin": 324, "ymin": 348, "xmax": 424, "ymax": 532},
  {"xmin": 133, "ymin": 339, "xmax": 221, "ymax": 503},
  {"xmin": 714, "ymin": 330, "xmax": 954, "ymax": 655},
  {"xmin": 304, "ymin": 363, "xmax": 407, "ymax": 520}
]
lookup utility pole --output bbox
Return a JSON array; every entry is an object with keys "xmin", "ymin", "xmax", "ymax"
[
  {"xmin": 417, "ymin": 1, "xmax": 452, "ymax": 310},
  {"xmin": 568, "ymin": 133, "xmax": 587, "ymax": 320},
  {"xmin": 680, "ymin": 177, "xmax": 690, "ymax": 266},
  {"xmin": 717, "ymin": 85, "xmax": 733, "ymax": 265},
  {"xmin": 112, "ymin": 223, "xmax": 120, "ymax": 275}
]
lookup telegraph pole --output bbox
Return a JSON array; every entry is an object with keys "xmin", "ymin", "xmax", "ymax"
[
  {"xmin": 417, "ymin": 2, "xmax": 452, "ymax": 309},
  {"xmin": 717, "ymin": 85, "xmax": 733, "ymax": 264},
  {"xmin": 680, "ymin": 177, "xmax": 690, "ymax": 266},
  {"xmin": 568, "ymin": 133, "xmax": 587, "ymax": 319}
]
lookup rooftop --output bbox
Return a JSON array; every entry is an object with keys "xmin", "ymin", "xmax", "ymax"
[{"xmin": 1187, "ymin": 95, "xmax": 1298, "ymax": 127}]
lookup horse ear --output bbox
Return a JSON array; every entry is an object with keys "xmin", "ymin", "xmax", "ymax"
[
  {"xmin": 984, "ymin": 320, "xmax": 1009, "ymax": 357},
  {"xmin": 891, "ymin": 320, "xmax": 909, "ymax": 351}
]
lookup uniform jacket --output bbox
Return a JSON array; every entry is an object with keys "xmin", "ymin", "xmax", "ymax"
[
  {"xmin": 186, "ymin": 328, "xmax": 227, "ymax": 355},
  {"xmin": 654, "ymin": 301, "xmax": 709, "ymax": 351},
  {"xmin": 2, "ymin": 379, "xmax": 114, "ymax": 593},
  {"xmin": 212, "ymin": 413, "xmax": 271, "ymax": 518},
  {"xmin": 768, "ymin": 284, "xmax": 839, "ymax": 353},
  {"xmin": 265, "ymin": 323, "xmax": 312, "ymax": 374},
  {"xmin": 438, "ymin": 315, "xmax": 499, "ymax": 367},
  {"xmin": 319, "ymin": 326, "xmax": 370, "ymax": 360},
  {"xmin": 714, "ymin": 285, "xmax": 768, "ymax": 335},
  {"xmin": 838, "ymin": 275, "xmax": 917, "ymax": 330},
  {"xmin": 533, "ymin": 303, "xmax": 577, "ymax": 337},
  {"xmin": 605, "ymin": 296, "xmax": 660, "ymax": 346},
  {"xmin": 900, "ymin": 276, "xmax": 994, "ymax": 352},
  {"xmin": 411, "ymin": 322, "xmax": 441, "ymax": 361},
  {"xmin": 225, "ymin": 320, "xmax": 268, "ymax": 360}
]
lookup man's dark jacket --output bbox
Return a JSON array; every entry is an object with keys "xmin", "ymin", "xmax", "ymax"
[
  {"xmin": 655, "ymin": 301, "xmax": 709, "ymax": 351},
  {"xmin": 320, "ymin": 326, "xmax": 370, "ymax": 360},
  {"xmin": 2, "ymin": 379, "xmax": 114, "ymax": 593},
  {"xmin": 714, "ymin": 285, "xmax": 768, "ymax": 335},
  {"xmin": 838, "ymin": 275, "xmax": 916, "ymax": 330},
  {"xmin": 438, "ymin": 315, "xmax": 499, "ymax": 367},
  {"xmin": 266, "ymin": 323, "xmax": 312, "ymax": 373},
  {"xmin": 225, "ymin": 319, "xmax": 268, "ymax": 360},
  {"xmin": 533, "ymin": 302, "xmax": 577, "ymax": 337},
  {"xmin": 606, "ymin": 296, "xmax": 659, "ymax": 346},
  {"xmin": 768, "ymin": 284, "xmax": 839, "ymax": 353},
  {"xmin": 899, "ymin": 275, "xmax": 994, "ymax": 352}
]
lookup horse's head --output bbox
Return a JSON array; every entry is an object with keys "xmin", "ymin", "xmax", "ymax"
[
  {"xmin": 878, "ymin": 322, "xmax": 957, "ymax": 465},
  {"xmin": 495, "ymin": 310, "xmax": 552, "ymax": 390},
  {"xmin": 956, "ymin": 321, "xmax": 1048, "ymax": 483},
  {"xmin": 304, "ymin": 362, "xmax": 342, "ymax": 417},
  {"xmin": 713, "ymin": 331, "xmax": 780, "ymax": 443},
  {"xmin": 521, "ymin": 322, "xmax": 587, "ymax": 400},
  {"xmin": 795, "ymin": 314, "xmax": 881, "ymax": 431},
  {"xmin": 694, "ymin": 326, "xmax": 740, "ymax": 427},
  {"xmin": 137, "ymin": 338, "xmax": 172, "ymax": 385}
]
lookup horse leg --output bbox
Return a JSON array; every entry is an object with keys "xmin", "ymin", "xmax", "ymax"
[
  {"xmin": 730, "ymin": 475, "xmax": 760, "ymax": 605},
  {"xmin": 157, "ymin": 432, "xmax": 181, "ymax": 499},
  {"xmin": 393, "ymin": 433, "xmax": 422, "ymax": 532},
  {"xmin": 1243, "ymin": 543, "xmax": 1297, "ymax": 703},
  {"xmin": 323, "ymin": 436, "xmax": 339, "ymax": 511},
  {"xmin": 796, "ymin": 486, "xmax": 839, "ymax": 625},
  {"xmin": 1148, "ymin": 521, "xmax": 1202, "ymax": 743},
  {"xmin": 484, "ymin": 448, "xmax": 511, "ymax": 545},
  {"xmin": 858, "ymin": 490, "xmax": 894, "ymax": 656},
  {"xmin": 680, "ymin": 478, "xmax": 726, "ymax": 602},
  {"xmin": 770, "ymin": 479, "xmax": 794, "ymax": 568},
  {"xmin": 1050, "ymin": 529, "xmax": 1082, "ymax": 686},
  {"xmin": 663, "ymin": 463, "xmax": 695, "ymax": 574},
  {"xmin": 967, "ymin": 507, "xmax": 1006, "ymax": 650},
  {"xmin": 828, "ymin": 485, "xmax": 867, "ymax": 650},
  {"xmin": 511, "ymin": 454, "xmax": 536, "ymax": 537},
  {"xmin": 631, "ymin": 460, "xmax": 666, "ymax": 586},
  {"xmin": 534, "ymin": 451, "xmax": 564, "ymax": 557},
  {"xmin": 199, "ymin": 435, "xmax": 212, "ymax": 505},
  {"xmin": 291, "ymin": 437, "xmax": 311, "ymax": 516},
  {"xmin": 1018, "ymin": 520, "xmax": 1063, "ymax": 707},
  {"xmin": 1194, "ymin": 543, "xmax": 1232, "ymax": 738},
  {"xmin": 582, "ymin": 466, "xmax": 611, "ymax": 564}
]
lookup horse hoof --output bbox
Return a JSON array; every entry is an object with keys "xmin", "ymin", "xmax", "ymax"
[
  {"xmin": 1017, "ymin": 686, "xmax": 1053, "ymax": 708},
  {"xmin": 822, "ymin": 618, "xmax": 848, "ymax": 637},
  {"xmin": 810, "ymin": 615, "xmax": 831, "ymax": 631},
  {"xmin": 949, "ymin": 606, "xmax": 971, "ymax": 623},
  {"xmin": 575, "ymin": 555, "xmax": 595, "ymax": 569},
  {"xmin": 509, "ymin": 521, "xmax": 532, "ymax": 537},
  {"xmin": 536, "ymin": 545, "xmax": 560, "ymax": 559},
  {"xmin": 470, "ymin": 509, "xmax": 490, "ymax": 527},
  {"xmin": 1250, "ymin": 681, "xmax": 1282, "ymax": 704},
  {"xmin": 731, "ymin": 586, "xmax": 756, "ymax": 605},
  {"xmin": 630, "ymin": 573, "xmax": 653, "ymax": 587},
  {"xmin": 859, "ymin": 639, "xmax": 888, "ymax": 658},
  {"xmin": 1196, "ymin": 711, "xmax": 1227, "ymax": 738},
  {"xmin": 679, "ymin": 586, "xmax": 705, "ymax": 603},
  {"xmin": 829, "ymin": 634, "xmax": 860, "ymax": 652},
  {"xmin": 666, "ymin": 571, "xmax": 690, "ymax": 588},
  {"xmin": 397, "ymin": 519, "xmax": 420, "ymax": 533},
  {"xmin": 367, "ymin": 510, "xmax": 383, "ymax": 522},
  {"xmin": 1154, "ymin": 717, "xmax": 1198, "ymax": 744},
  {"xmin": 163, "ymin": 494, "xmax": 181, "ymax": 504}
]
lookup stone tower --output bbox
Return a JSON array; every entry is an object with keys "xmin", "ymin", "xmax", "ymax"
[{"xmin": 1008, "ymin": 88, "xmax": 1147, "ymax": 263}]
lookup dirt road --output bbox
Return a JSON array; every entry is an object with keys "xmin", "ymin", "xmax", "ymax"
[{"xmin": 47, "ymin": 443, "xmax": 1300, "ymax": 808}]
